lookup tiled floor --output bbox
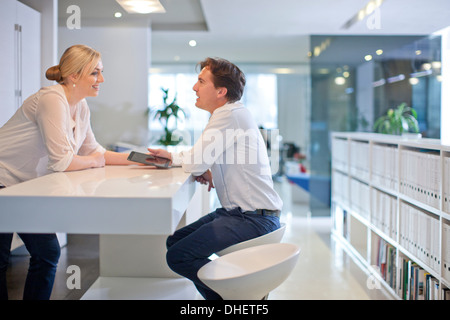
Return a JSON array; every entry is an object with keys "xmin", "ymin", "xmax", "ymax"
[{"xmin": 5, "ymin": 177, "xmax": 390, "ymax": 300}]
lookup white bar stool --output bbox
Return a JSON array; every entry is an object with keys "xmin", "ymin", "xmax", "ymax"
[
  {"xmin": 198, "ymin": 243, "xmax": 300, "ymax": 300},
  {"xmin": 216, "ymin": 223, "xmax": 286, "ymax": 256}
]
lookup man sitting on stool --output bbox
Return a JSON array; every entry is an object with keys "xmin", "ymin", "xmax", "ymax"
[{"xmin": 148, "ymin": 57, "xmax": 283, "ymax": 300}]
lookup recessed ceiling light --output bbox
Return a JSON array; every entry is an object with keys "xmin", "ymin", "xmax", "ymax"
[
  {"xmin": 376, "ymin": 49, "xmax": 383, "ymax": 55},
  {"xmin": 422, "ymin": 63, "xmax": 432, "ymax": 70},
  {"xmin": 409, "ymin": 78, "xmax": 419, "ymax": 85},
  {"xmin": 114, "ymin": 12, "xmax": 122, "ymax": 18},
  {"xmin": 272, "ymin": 68, "xmax": 294, "ymax": 74},
  {"xmin": 189, "ymin": 40, "xmax": 197, "ymax": 47},
  {"xmin": 432, "ymin": 61, "xmax": 442, "ymax": 69},
  {"xmin": 116, "ymin": 0, "xmax": 166, "ymax": 14},
  {"xmin": 335, "ymin": 77, "xmax": 346, "ymax": 85},
  {"xmin": 365, "ymin": 55, "xmax": 373, "ymax": 61}
]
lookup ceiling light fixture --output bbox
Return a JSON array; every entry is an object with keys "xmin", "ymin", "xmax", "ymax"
[
  {"xmin": 335, "ymin": 77, "xmax": 346, "ymax": 85},
  {"xmin": 409, "ymin": 78, "xmax": 419, "ymax": 85},
  {"xmin": 114, "ymin": 12, "xmax": 122, "ymax": 18},
  {"xmin": 387, "ymin": 74, "xmax": 405, "ymax": 83},
  {"xmin": 115, "ymin": 0, "xmax": 166, "ymax": 14},
  {"xmin": 189, "ymin": 40, "xmax": 197, "ymax": 47}
]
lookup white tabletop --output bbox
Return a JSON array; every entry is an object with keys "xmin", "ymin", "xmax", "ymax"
[{"xmin": 0, "ymin": 165, "xmax": 196, "ymax": 235}]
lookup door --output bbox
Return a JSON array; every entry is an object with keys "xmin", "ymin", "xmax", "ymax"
[
  {"xmin": 0, "ymin": 0, "xmax": 17, "ymax": 127},
  {"xmin": 16, "ymin": 1, "xmax": 41, "ymax": 108},
  {"xmin": 0, "ymin": 0, "xmax": 41, "ymax": 127}
]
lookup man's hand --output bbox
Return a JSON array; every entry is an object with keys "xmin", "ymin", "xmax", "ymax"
[
  {"xmin": 195, "ymin": 170, "xmax": 215, "ymax": 192},
  {"xmin": 147, "ymin": 148, "xmax": 172, "ymax": 161}
]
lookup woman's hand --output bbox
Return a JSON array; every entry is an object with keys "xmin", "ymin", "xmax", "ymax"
[
  {"xmin": 195, "ymin": 170, "xmax": 214, "ymax": 192},
  {"xmin": 90, "ymin": 151, "xmax": 106, "ymax": 168}
]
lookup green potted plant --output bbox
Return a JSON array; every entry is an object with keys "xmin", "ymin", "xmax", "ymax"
[
  {"xmin": 373, "ymin": 102, "xmax": 420, "ymax": 136},
  {"xmin": 149, "ymin": 88, "xmax": 187, "ymax": 146}
]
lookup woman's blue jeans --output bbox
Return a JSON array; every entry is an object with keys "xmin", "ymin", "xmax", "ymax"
[
  {"xmin": 166, "ymin": 207, "xmax": 280, "ymax": 300},
  {"xmin": 0, "ymin": 233, "xmax": 60, "ymax": 300}
]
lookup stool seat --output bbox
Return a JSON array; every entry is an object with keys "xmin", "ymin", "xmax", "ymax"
[
  {"xmin": 216, "ymin": 223, "xmax": 286, "ymax": 256},
  {"xmin": 198, "ymin": 243, "xmax": 300, "ymax": 300}
]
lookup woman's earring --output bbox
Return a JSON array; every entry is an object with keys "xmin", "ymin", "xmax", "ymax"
[{"xmin": 73, "ymin": 83, "xmax": 76, "ymax": 88}]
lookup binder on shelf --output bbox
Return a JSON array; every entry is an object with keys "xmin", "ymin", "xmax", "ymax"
[
  {"xmin": 400, "ymin": 149, "xmax": 441, "ymax": 210},
  {"xmin": 371, "ymin": 144, "xmax": 398, "ymax": 191},
  {"xmin": 399, "ymin": 201, "xmax": 440, "ymax": 273},
  {"xmin": 444, "ymin": 222, "xmax": 450, "ymax": 283}
]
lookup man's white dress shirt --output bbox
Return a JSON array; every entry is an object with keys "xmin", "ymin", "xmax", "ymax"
[{"xmin": 172, "ymin": 102, "xmax": 282, "ymax": 212}]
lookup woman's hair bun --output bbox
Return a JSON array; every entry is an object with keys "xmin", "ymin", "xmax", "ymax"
[{"xmin": 45, "ymin": 65, "xmax": 63, "ymax": 83}]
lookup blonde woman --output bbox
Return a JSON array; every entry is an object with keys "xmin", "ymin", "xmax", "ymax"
[{"xmin": 0, "ymin": 45, "xmax": 131, "ymax": 300}]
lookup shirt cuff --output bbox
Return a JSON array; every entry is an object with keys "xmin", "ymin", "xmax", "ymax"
[
  {"xmin": 48, "ymin": 151, "xmax": 74, "ymax": 172},
  {"xmin": 170, "ymin": 151, "xmax": 183, "ymax": 167}
]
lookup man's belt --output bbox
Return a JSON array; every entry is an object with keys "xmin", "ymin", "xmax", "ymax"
[{"xmin": 245, "ymin": 209, "xmax": 281, "ymax": 218}]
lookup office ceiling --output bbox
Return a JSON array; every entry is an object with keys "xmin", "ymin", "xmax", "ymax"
[{"xmin": 57, "ymin": 0, "xmax": 450, "ymax": 65}]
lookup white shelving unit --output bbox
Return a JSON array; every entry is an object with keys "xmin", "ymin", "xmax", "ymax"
[{"xmin": 331, "ymin": 132, "xmax": 450, "ymax": 300}]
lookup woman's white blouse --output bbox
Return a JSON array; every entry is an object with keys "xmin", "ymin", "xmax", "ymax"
[{"xmin": 0, "ymin": 85, "xmax": 105, "ymax": 186}]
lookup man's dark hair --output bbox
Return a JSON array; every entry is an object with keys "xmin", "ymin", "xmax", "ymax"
[{"xmin": 198, "ymin": 57, "xmax": 246, "ymax": 103}]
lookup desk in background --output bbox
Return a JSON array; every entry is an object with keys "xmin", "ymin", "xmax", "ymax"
[{"xmin": 286, "ymin": 172, "xmax": 331, "ymax": 206}]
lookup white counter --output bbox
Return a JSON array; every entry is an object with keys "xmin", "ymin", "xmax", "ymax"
[
  {"xmin": 0, "ymin": 166, "xmax": 196, "ymax": 235},
  {"xmin": 0, "ymin": 165, "xmax": 208, "ymax": 299}
]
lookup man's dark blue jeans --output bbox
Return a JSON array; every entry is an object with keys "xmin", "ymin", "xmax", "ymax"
[
  {"xmin": 0, "ymin": 233, "xmax": 60, "ymax": 300},
  {"xmin": 166, "ymin": 207, "xmax": 280, "ymax": 300}
]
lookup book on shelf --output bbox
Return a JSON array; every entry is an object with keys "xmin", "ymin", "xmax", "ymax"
[
  {"xmin": 443, "ymin": 288, "xmax": 450, "ymax": 300},
  {"xmin": 374, "ymin": 237, "xmax": 396, "ymax": 290},
  {"xmin": 400, "ymin": 257, "xmax": 440, "ymax": 300}
]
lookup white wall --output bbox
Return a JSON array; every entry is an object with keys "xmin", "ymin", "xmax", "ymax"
[{"xmin": 58, "ymin": 25, "xmax": 151, "ymax": 148}]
